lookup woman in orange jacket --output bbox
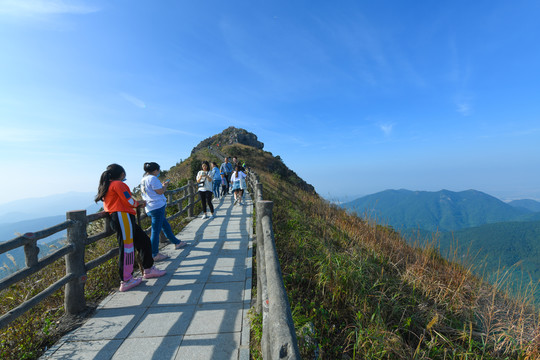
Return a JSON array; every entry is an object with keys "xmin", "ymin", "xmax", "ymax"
[{"xmin": 95, "ymin": 163, "xmax": 165, "ymax": 292}]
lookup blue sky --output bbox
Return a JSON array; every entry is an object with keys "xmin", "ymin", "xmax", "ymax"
[{"xmin": 1, "ymin": 0, "xmax": 539, "ymax": 205}]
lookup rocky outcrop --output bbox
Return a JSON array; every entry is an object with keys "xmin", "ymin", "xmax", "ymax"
[{"xmin": 190, "ymin": 127, "xmax": 264, "ymax": 155}]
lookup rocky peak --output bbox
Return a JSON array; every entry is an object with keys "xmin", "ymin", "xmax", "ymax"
[{"xmin": 191, "ymin": 127, "xmax": 264, "ymax": 155}]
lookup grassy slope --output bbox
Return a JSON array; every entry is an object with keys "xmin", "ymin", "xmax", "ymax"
[{"xmin": 223, "ymin": 144, "xmax": 539, "ymax": 359}]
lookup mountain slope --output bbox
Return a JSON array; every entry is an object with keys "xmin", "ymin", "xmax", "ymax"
[
  {"xmin": 179, "ymin": 130, "xmax": 538, "ymax": 359},
  {"xmin": 508, "ymin": 199, "xmax": 540, "ymax": 212},
  {"xmin": 343, "ymin": 189, "xmax": 531, "ymax": 231},
  {"xmin": 439, "ymin": 220, "xmax": 540, "ymax": 287}
]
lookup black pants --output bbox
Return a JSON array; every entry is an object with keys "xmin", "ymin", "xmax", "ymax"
[
  {"xmin": 199, "ymin": 191, "xmax": 214, "ymax": 213},
  {"xmin": 110, "ymin": 212, "xmax": 154, "ymax": 281},
  {"xmin": 225, "ymin": 173, "xmax": 232, "ymax": 193}
]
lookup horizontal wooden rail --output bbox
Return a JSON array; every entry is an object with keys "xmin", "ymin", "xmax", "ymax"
[
  {"xmin": 85, "ymin": 248, "xmax": 118, "ymax": 272},
  {"xmin": 0, "ymin": 243, "xmax": 74, "ymax": 293},
  {"xmin": 0, "ymin": 273, "xmax": 75, "ymax": 329},
  {"xmin": 0, "ymin": 220, "xmax": 75, "ymax": 254}
]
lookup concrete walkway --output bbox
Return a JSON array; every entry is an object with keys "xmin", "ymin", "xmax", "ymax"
[{"xmin": 42, "ymin": 193, "xmax": 253, "ymax": 360}]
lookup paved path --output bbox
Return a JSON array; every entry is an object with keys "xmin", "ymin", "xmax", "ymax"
[{"xmin": 42, "ymin": 193, "xmax": 253, "ymax": 360}]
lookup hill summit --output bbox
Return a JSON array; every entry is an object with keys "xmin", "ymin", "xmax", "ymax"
[{"xmin": 190, "ymin": 126, "xmax": 264, "ymax": 155}]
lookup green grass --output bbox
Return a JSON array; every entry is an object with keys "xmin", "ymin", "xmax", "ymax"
[{"xmin": 245, "ymin": 149, "xmax": 539, "ymax": 359}]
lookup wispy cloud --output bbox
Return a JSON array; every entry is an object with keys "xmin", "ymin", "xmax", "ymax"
[
  {"xmin": 455, "ymin": 93, "xmax": 473, "ymax": 116},
  {"xmin": 379, "ymin": 123, "xmax": 394, "ymax": 136},
  {"xmin": 456, "ymin": 101, "xmax": 471, "ymax": 116},
  {"xmin": 448, "ymin": 37, "xmax": 474, "ymax": 116},
  {"xmin": 0, "ymin": 126, "xmax": 61, "ymax": 143},
  {"xmin": 120, "ymin": 92, "xmax": 146, "ymax": 109},
  {"xmin": 0, "ymin": 0, "xmax": 99, "ymax": 16}
]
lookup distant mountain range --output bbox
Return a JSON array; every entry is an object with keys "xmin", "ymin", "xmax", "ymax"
[
  {"xmin": 343, "ymin": 189, "xmax": 540, "ymax": 232},
  {"xmin": 508, "ymin": 199, "xmax": 540, "ymax": 212},
  {"xmin": 0, "ymin": 192, "xmax": 102, "ymax": 279},
  {"xmin": 0, "ymin": 192, "xmax": 100, "ymax": 224},
  {"xmin": 342, "ymin": 189, "xmax": 540, "ymax": 295}
]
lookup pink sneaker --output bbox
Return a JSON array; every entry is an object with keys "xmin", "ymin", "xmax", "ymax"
[
  {"xmin": 119, "ymin": 277, "xmax": 142, "ymax": 292},
  {"xmin": 144, "ymin": 266, "xmax": 166, "ymax": 279}
]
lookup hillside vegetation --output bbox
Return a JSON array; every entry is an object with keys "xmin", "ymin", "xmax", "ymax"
[
  {"xmin": 215, "ymin": 144, "xmax": 538, "ymax": 359},
  {"xmin": 343, "ymin": 189, "xmax": 540, "ymax": 308},
  {"xmin": 425, "ymin": 220, "xmax": 540, "ymax": 302}
]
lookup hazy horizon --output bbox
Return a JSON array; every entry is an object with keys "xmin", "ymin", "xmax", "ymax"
[{"xmin": 1, "ymin": 1, "xmax": 539, "ymax": 205}]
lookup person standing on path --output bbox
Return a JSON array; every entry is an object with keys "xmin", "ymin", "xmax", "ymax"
[
  {"xmin": 220, "ymin": 172, "xmax": 228, "ymax": 197},
  {"xmin": 95, "ymin": 163, "xmax": 166, "ymax": 292},
  {"xmin": 197, "ymin": 161, "xmax": 215, "ymax": 219},
  {"xmin": 141, "ymin": 162, "xmax": 187, "ymax": 262},
  {"xmin": 210, "ymin": 162, "xmax": 221, "ymax": 199},
  {"xmin": 230, "ymin": 165, "xmax": 247, "ymax": 206},
  {"xmin": 220, "ymin": 157, "xmax": 233, "ymax": 194}
]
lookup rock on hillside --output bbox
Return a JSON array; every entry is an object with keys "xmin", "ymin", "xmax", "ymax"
[{"xmin": 190, "ymin": 127, "xmax": 264, "ymax": 155}]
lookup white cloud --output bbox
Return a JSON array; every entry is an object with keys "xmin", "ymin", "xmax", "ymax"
[
  {"xmin": 455, "ymin": 93, "xmax": 473, "ymax": 116},
  {"xmin": 0, "ymin": 126, "xmax": 57, "ymax": 143},
  {"xmin": 0, "ymin": 0, "xmax": 99, "ymax": 16},
  {"xmin": 379, "ymin": 123, "xmax": 394, "ymax": 136},
  {"xmin": 456, "ymin": 101, "xmax": 471, "ymax": 116},
  {"xmin": 120, "ymin": 92, "xmax": 146, "ymax": 109}
]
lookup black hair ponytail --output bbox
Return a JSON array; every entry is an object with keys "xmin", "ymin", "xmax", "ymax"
[
  {"xmin": 95, "ymin": 164, "xmax": 125, "ymax": 202},
  {"xmin": 143, "ymin": 162, "xmax": 160, "ymax": 174}
]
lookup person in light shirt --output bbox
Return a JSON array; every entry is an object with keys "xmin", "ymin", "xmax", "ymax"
[
  {"xmin": 196, "ymin": 161, "xmax": 215, "ymax": 219},
  {"xmin": 230, "ymin": 165, "xmax": 247, "ymax": 205},
  {"xmin": 141, "ymin": 162, "xmax": 187, "ymax": 262}
]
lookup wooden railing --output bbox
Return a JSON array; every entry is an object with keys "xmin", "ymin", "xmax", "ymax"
[
  {"xmin": 247, "ymin": 171, "xmax": 301, "ymax": 359},
  {"xmin": 0, "ymin": 180, "xmax": 200, "ymax": 330}
]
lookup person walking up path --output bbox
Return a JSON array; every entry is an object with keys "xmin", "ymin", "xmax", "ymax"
[
  {"xmin": 42, "ymin": 188, "xmax": 254, "ymax": 360},
  {"xmin": 230, "ymin": 165, "xmax": 247, "ymax": 206},
  {"xmin": 210, "ymin": 162, "xmax": 221, "ymax": 200},
  {"xmin": 220, "ymin": 157, "xmax": 233, "ymax": 194}
]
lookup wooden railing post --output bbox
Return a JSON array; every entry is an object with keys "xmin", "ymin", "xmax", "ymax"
[
  {"xmin": 255, "ymin": 183, "xmax": 266, "ymax": 315},
  {"xmin": 257, "ymin": 201, "xmax": 272, "ymax": 358},
  {"xmin": 64, "ymin": 210, "xmax": 88, "ymax": 315},
  {"xmin": 23, "ymin": 241, "xmax": 39, "ymax": 268},
  {"xmin": 256, "ymin": 183, "xmax": 263, "ymax": 202},
  {"xmin": 187, "ymin": 180, "xmax": 194, "ymax": 218},
  {"xmin": 159, "ymin": 193, "xmax": 174, "ymax": 243},
  {"xmin": 258, "ymin": 200, "xmax": 301, "ymax": 359},
  {"xmin": 136, "ymin": 205, "xmax": 143, "ymax": 226}
]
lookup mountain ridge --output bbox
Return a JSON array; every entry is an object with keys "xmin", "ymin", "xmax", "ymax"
[{"xmin": 343, "ymin": 188, "xmax": 537, "ymax": 232}]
